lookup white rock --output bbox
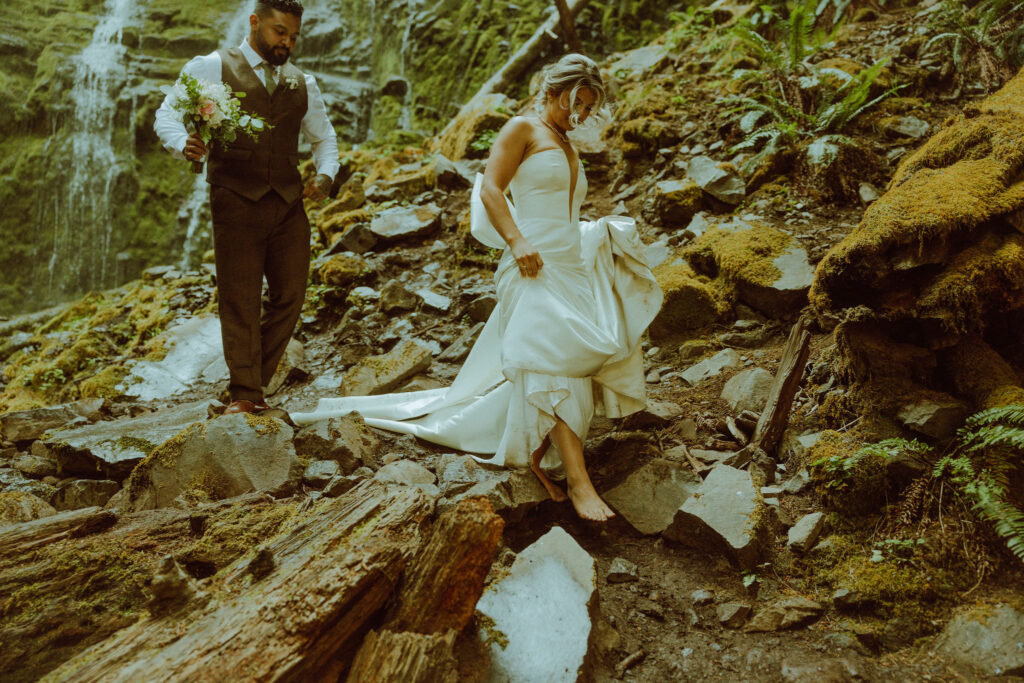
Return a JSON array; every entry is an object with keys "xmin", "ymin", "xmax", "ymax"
[
  {"xmin": 682, "ymin": 349, "xmax": 741, "ymax": 385},
  {"xmin": 721, "ymin": 368, "xmax": 774, "ymax": 413},
  {"xmin": 476, "ymin": 527, "xmax": 598, "ymax": 682}
]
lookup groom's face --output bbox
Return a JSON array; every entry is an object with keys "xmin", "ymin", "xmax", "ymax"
[{"xmin": 250, "ymin": 9, "xmax": 301, "ymax": 66}]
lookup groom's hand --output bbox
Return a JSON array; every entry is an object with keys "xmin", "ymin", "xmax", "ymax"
[
  {"xmin": 183, "ymin": 133, "xmax": 208, "ymax": 162},
  {"xmin": 302, "ymin": 173, "xmax": 332, "ymax": 201}
]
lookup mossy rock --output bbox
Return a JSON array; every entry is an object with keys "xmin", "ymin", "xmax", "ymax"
[
  {"xmin": 648, "ymin": 178, "xmax": 702, "ymax": 228},
  {"xmin": 433, "ymin": 93, "xmax": 513, "ymax": 162},
  {"xmin": 317, "ymin": 253, "xmax": 369, "ymax": 289},
  {"xmin": 320, "ymin": 208, "xmax": 374, "ymax": 246},
  {"xmin": 619, "ymin": 116, "xmax": 680, "ymax": 158},
  {"xmin": 0, "ymin": 490, "xmax": 57, "ymax": 524},
  {"xmin": 811, "ymin": 70, "xmax": 1024, "ymax": 336},
  {"xmin": 649, "ymin": 259, "xmax": 727, "ymax": 340}
]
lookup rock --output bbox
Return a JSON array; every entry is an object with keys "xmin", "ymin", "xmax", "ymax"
[
  {"xmin": 10, "ymin": 452, "xmax": 58, "ymax": 479},
  {"xmin": 437, "ymin": 322, "xmax": 484, "ymax": 363},
  {"xmin": 607, "ymin": 557, "xmax": 638, "ymax": 583},
  {"xmin": 859, "ymin": 182, "xmax": 880, "ymax": 203},
  {"xmin": 687, "ymin": 156, "xmax": 746, "ymax": 205},
  {"xmin": 682, "ymin": 349, "xmax": 741, "ymax": 385},
  {"xmin": 292, "ymin": 415, "xmax": 380, "ymax": 473},
  {"xmin": 782, "ymin": 468, "xmax": 812, "ymax": 494},
  {"xmin": 621, "ymin": 400, "xmax": 685, "ymax": 430},
  {"xmin": 664, "ymin": 465, "xmax": 769, "ymax": 570},
  {"xmin": 784, "ymin": 431, "xmax": 823, "ymax": 464},
  {"xmin": 380, "ymin": 279, "xmax": 419, "ymax": 312},
  {"xmin": 341, "ymin": 339, "xmax": 433, "ymax": 396},
  {"xmin": 370, "ymin": 203, "xmax": 442, "ymax": 241},
  {"xmin": 302, "ymin": 460, "xmax": 340, "ymax": 489},
  {"xmin": 678, "ymin": 340, "xmax": 715, "ymax": 362},
  {"xmin": 433, "ymin": 154, "xmax": 467, "ymax": 189},
  {"xmin": 831, "ymin": 588, "xmax": 866, "ymax": 611},
  {"xmin": 934, "ymin": 604, "xmax": 1024, "ymax": 676},
  {"xmin": 475, "ymin": 526, "xmax": 598, "ymax": 682},
  {"xmin": 43, "ymin": 400, "xmax": 212, "ymax": 482},
  {"xmin": 608, "ymin": 44, "xmax": 670, "ymax": 82},
  {"xmin": 788, "ymin": 511, "xmax": 827, "ymax": 554},
  {"xmin": 436, "ymin": 454, "xmax": 548, "ymax": 521},
  {"xmin": 721, "ymin": 368, "xmax": 774, "ymax": 413},
  {"xmin": 651, "ymin": 178, "xmax": 702, "ymax": 227},
  {"xmin": 416, "ymin": 289, "xmax": 451, "ymax": 311},
  {"xmin": 0, "ymin": 491, "xmax": 57, "ymax": 524},
  {"xmin": 604, "ymin": 458, "xmax": 701, "ymax": 535},
  {"xmin": 649, "ymin": 259, "xmax": 725, "ymax": 339},
  {"xmin": 334, "ymin": 223, "xmax": 377, "ymax": 254},
  {"xmin": 897, "ymin": 398, "xmax": 969, "ymax": 439},
  {"xmin": 717, "ymin": 602, "xmax": 752, "ymax": 628},
  {"xmin": 780, "ymin": 659, "xmax": 858, "ymax": 682},
  {"xmin": 0, "ymin": 404, "xmax": 82, "ymax": 444},
  {"xmin": 373, "ymin": 459, "xmax": 438, "ymax": 495},
  {"xmin": 465, "ymin": 294, "xmax": 497, "ymax": 322},
  {"xmin": 883, "ymin": 115, "xmax": 931, "ymax": 139},
  {"xmin": 745, "ymin": 596, "xmax": 824, "ymax": 632},
  {"xmin": 0, "ymin": 467, "xmax": 56, "ymax": 500},
  {"xmin": 51, "ymin": 479, "xmax": 121, "ymax": 511},
  {"xmin": 318, "ymin": 252, "xmax": 367, "ymax": 288},
  {"xmin": 690, "ymin": 589, "xmax": 715, "ymax": 606},
  {"xmin": 264, "ymin": 338, "xmax": 309, "ymax": 397},
  {"xmin": 126, "ymin": 414, "xmax": 302, "ymax": 511},
  {"xmin": 740, "ymin": 244, "xmax": 814, "ymax": 318},
  {"xmin": 689, "ymin": 449, "xmax": 734, "ymax": 466}
]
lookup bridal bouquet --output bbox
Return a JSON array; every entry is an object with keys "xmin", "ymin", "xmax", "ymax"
[{"xmin": 160, "ymin": 73, "xmax": 271, "ymax": 173}]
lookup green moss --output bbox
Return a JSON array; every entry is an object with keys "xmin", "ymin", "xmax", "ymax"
[
  {"xmin": 475, "ymin": 611, "xmax": 510, "ymax": 650},
  {"xmin": 649, "ymin": 259, "xmax": 727, "ymax": 340},
  {"xmin": 127, "ymin": 423, "xmax": 207, "ymax": 501},
  {"xmin": 243, "ymin": 413, "xmax": 282, "ymax": 436},
  {"xmin": 0, "ymin": 491, "xmax": 52, "ymax": 524},
  {"xmin": 684, "ymin": 223, "xmax": 791, "ymax": 288},
  {"xmin": 176, "ymin": 497, "xmax": 299, "ymax": 574}
]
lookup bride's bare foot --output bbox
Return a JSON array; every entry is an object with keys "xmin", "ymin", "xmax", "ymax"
[
  {"xmin": 531, "ymin": 439, "xmax": 568, "ymax": 502},
  {"xmin": 566, "ymin": 482, "xmax": 616, "ymax": 522}
]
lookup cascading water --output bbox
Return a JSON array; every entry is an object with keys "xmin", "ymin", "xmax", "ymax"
[{"xmin": 49, "ymin": 0, "xmax": 144, "ymax": 299}]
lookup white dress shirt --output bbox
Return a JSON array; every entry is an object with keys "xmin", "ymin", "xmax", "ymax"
[{"xmin": 154, "ymin": 38, "xmax": 339, "ymax": 180}]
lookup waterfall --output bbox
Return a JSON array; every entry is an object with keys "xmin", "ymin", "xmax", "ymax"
[
  {"xmin": 396, "ymin": 0, "xmax": 418, "ymax": 131},
  {"xmin": 49, "ymin": 0, "xmax": 144, "ymax": 300}
]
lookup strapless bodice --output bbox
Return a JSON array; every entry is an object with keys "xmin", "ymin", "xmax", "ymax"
[{"xmin": 505, "ymin": 147, "xmax": 588, "ymax": 263}]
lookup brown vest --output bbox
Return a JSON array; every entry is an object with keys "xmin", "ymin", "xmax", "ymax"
[{"xmin": 207, "ymin": 47, "xmax": 308, "ymax": 203}]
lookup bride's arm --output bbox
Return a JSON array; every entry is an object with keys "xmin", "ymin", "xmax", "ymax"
[{"xmin": 480, "ymin": 117, "xmax": 544, "ymax": 277}]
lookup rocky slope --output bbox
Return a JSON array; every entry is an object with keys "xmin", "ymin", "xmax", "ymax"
[{"xmin": 2, "ymin": 1, "xmax": 1024, "ymax": 680}]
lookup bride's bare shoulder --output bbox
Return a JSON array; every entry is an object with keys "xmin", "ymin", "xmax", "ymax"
[{"xmin": 502, "ymin": 115, "xmax": 540, "ymax": 136}]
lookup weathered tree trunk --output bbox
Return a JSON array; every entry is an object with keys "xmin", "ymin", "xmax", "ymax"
[
  {"xmin": 42, "ymin": 481, "xmax": 434, "ymax": 682},
  {"xmin": 0, "ymin": 506, "xmax": 116, "ymax": 556},
  {"xmin": 347, "ymin": 629, "xmax": 460, "ymax": 683},
  {"xmin": 345, "ymin": 497, "xmax": 504, "ymax": 682},
  {"xmin": 554, "ymin": 0, "xmax": 584, "ymax": 53},
  {"xmin": 753, "ymin": 317, "xmax": 811, "ymax": 456}
]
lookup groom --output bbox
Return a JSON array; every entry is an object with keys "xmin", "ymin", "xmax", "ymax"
[{"xmin": 154, "ymin": 0, "xmax": 338, "ymax": 414}]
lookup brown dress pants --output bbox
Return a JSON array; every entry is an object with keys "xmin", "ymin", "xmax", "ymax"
[{"xmin": 210, "ymin": 185, "xmax": 310, "ymax": 402}]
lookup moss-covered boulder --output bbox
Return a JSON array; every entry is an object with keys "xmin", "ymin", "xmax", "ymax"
[
  {"xmin": 647, "ymin": 178, "xmax": 702, "ymax": 228},
  {"xmin": 0, "ymin": 490, "xmax": 57, "ymax": 525},
  {"xmin": 620, "ymin": 116, "xmax": 680, "ymax": 158},
  {"xmin": 126, "ymin": 414, "xmax": 302, "ymax": 511},
  {"xmin": 810, "ymin": 71, "xmax": 1024, "ymax": 411},
  {"xmin": 317, "ymin": 253, "xmax": 369, "ymax": 288},
  {"xmin": 683, "ymin": 218, "xmax": 814, "ymax": 318},
  {"xmin": 433, "ymin": 93, "xmax": 514, "ymax": 161},
  {"xmin": 649, "ymin": 259, "xmax": 726, "ymax": 340},
  {"xmin": 320, "ymin": 208, "xmax": 374, "ymax": 247}
]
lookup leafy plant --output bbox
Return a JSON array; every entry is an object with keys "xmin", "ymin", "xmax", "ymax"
[
  {"xmin": 924, "ymin": 0, "xmax": 1024, "ymax": 91},
  {"xmin": 813, "ymin": 437, "xmax": 933, "ymax": 490},
  {"xmin": 468, "ymin": 129, "xmax": 499, "ymax": 153},
  {"xmin": 870, "ymin": 537, "xmax": 926, "ymax": 566},
  {"xmin": 932, "ymin": 404, "xmax": 1024, "ymax": 562},
  {"xmin": 726, "ymin": 2, "xmax": 899, "ymax": 175}
]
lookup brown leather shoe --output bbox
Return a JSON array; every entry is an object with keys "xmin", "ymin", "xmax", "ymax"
[
  {"xmin": 224, "ymin": 399, "xmax": 257, "ymax": 414},
  {"xmin": 253, "ymin": 399, "xmax": 271, "ymax": 412}
]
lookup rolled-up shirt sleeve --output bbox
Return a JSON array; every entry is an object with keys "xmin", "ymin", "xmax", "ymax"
[
  {"xmin": 153, "ymin": 53, "xmax": 221, "ymax": 159},
  {"xmin": 302, "ymin": 73, "xmax": 340, "ymax": 180}
]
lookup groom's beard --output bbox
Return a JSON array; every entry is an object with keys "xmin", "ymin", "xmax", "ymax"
[{"xmin": 254, "ymin": 34, "xmax": 291, "ymax": 66}]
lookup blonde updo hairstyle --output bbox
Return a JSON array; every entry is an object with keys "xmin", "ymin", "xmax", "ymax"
[{"xmin": 533, "ymin": 53, "xmax": 609, "ymax": 129}]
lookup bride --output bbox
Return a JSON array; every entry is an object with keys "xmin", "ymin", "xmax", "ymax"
[{"xmin": 293, "ymin": 54, "xmax": 663, "ymax": 521}]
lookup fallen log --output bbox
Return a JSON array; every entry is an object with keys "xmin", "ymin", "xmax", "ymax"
[
  {"xmin": 554, "ymin": 0, "xmax": 583, "ymax": 53},
  {"xmin": 752, "ymin": 317, "xmax": 811, "ymax": 456},
  {"xmin": 42, "ymin": 480, "xmax": 434, "ymax": 682},
  {"xmin": 345, "ymin": 497, "xmax": 504, "ymax": 681}
]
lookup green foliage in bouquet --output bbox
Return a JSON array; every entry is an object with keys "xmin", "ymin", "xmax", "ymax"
[{"xmin": 161, "ymin": 72, "xmax": 271, "ymax": 147}]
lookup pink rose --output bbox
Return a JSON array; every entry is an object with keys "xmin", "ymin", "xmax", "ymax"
[{"xmin": 199, "ymin": 100, "xmax": 216, "ymax": 118}]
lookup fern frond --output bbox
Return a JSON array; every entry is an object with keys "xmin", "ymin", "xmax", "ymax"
[
  {"xmin": 963, "ymin": 424, "xmax": 1024, "ymax": 453},
  {"xmin": 965, "ymin": 403, "xmax": 1024, "ymax": 428}
]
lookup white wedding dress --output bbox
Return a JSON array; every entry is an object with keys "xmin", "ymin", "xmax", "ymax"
[{"xmin": 292, "ymin": 147, "xmax": 663, "ymax": 469}]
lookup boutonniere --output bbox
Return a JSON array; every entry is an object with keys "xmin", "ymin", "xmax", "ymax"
[{"xmin": 284, "ymin": 76, "xmax": 300, "ymax": 90}]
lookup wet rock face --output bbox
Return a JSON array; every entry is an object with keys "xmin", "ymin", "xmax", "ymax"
[
  {"xmin": 475, "ymin": 526, "xmax": 598, "ymax": 682},
  {"xmin": 934, "ymin": 604, "xmax": 1024, "ymax": 676},
  {"xmin": 127, "ymin": 414, "xmax": 302, "ymax": 511}
]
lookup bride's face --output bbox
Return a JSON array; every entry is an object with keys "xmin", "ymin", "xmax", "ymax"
[{"xmin": 548, "ymin": 86, "xmax": 598, "ymax": 130}]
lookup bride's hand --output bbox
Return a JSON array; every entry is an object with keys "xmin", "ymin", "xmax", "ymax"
[{"xmin": 510, "ymin": 237, "xmax": 543, "ymax": 278}]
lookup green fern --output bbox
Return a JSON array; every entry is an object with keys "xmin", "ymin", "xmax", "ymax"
[
  {"xmin": 925, "ymin": 0, "xmax": 1024, "ymax": 90},
  {"xmin": 933, "ymin": 403, "xmax": 1024, "ymax": 564},
  {"xmin": 812, "ymin": 437, "xmax": 932, "ymax": 488}
]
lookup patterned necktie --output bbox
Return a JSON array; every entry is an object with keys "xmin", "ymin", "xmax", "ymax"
[{"xmin": 261, "ymin": 62, "xmax": 277, "ymax": 96}]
